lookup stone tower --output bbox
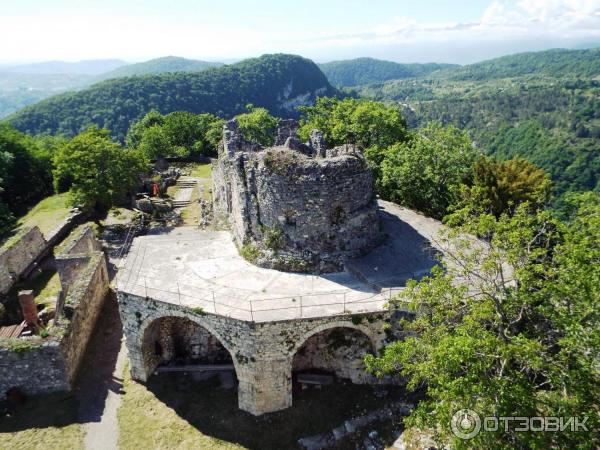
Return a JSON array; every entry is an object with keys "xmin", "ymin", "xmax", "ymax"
[{"xmin": 213, "ymin": 119, "xmax": 383, "ymax": 272}]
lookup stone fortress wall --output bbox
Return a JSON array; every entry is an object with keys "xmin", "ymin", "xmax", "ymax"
[
  {"xmin": 213, "ymin": 119, "xmax": 383, "ymax": 272},
  {"xmin": 0, "ymin": 208, "xmax": 85, "ymax": 295},
  {"xmin": 0, "ymin": 225, "xmax": 109, "ymax": 399},
  {"xmin": 0, "ymin": 227, "xmax": 47, "ymax": 295}
]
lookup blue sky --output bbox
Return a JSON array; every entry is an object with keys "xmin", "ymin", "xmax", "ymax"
[{"xmin": 1, "ymin": 0, "xmax": 599, "ymax": 64}]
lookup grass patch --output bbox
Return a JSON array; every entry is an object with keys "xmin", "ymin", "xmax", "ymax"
[
  {"xmin": 118, "ymin": 369, "xmax": 243, "ymax": 450},
  {"xmin": 188, "ymin": 163, "xmax": 212, "ymax": 179},
  {"xmin": 0, "ymin": 392, "xmax": 84, "ymax": 450},
  {"xmin": 16, "ymin": 193, "xmax": 72, "ymax": 239},
  {"xmin": 240, "ymin": 243, "xmax": 260, "ymax": 262}
]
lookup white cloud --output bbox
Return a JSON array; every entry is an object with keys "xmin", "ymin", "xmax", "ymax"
[{"xmin": 301, "ymin": 0, "xmax": 600, "ymax": 49}]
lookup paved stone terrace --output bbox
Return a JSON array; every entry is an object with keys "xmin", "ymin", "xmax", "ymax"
[{"xmin": 117, "ymin": 200, "xmax": 445, "ymax": 323}]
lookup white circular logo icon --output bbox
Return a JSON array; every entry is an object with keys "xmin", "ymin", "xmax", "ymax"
[{"xmin": 451, "ymin": 409, "xmax": 481, "ymax": 439}]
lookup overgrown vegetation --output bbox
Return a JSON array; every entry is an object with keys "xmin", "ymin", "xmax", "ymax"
[{"xmin": 367, "ymin": 193, "xmax": 600, "ymax": 449}]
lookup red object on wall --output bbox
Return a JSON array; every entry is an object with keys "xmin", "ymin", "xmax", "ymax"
[{"xmin": 151, "ymin": 183, "xmax": 159, "ymax": 197}]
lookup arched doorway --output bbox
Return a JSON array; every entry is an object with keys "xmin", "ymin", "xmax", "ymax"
[
  {"xmin": 141, "ymin": 316, "xmax": 236, "ymax": 384},
  {"xmin": 292, "ymin": 326, "xmax": 375, "ymax": 386}
]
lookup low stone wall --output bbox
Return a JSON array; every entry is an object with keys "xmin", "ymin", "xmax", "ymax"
[
  {"xmin": 0, "ymin": 227, "xmax": 47, "ymax": 295},
  {"xmin": 0, "ymin": 341, "xmax": 69, "ymax": 398},
  {"xmin": 0, "ymin": 208, "xmax": 86, "ymax": 296},
  {"xmin": 0, "ymin": 227, "xmax": 108, "ymax": 398}
]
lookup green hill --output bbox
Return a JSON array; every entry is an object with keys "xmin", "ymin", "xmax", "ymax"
[
  {"xmin": 7, "ymin": 54, "xmax": 337, "ymax": 141},
  {"xmin": 437, "ymin": 48, "xmax": 600, "ymax": 81},
  {"xmin": 96, "ymin": 56, "xmax": 224, "ymax": 80},
  {"xmin": 352, "ymin": 48, "xmax": 600, "ymax": 210},
  {"xmin": 319, "ymin": 57, "xmax": 457, "ymax": 87}
]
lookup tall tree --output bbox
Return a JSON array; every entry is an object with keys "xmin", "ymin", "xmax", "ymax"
[
  {"xmin": 235, "ymin": 105, "xmax": 278, "ymax": 146},
  {"xmin": 446, "ymin": 157, "xmax": 552, "ymax": 223},
  {"xmin": 53, "ymin": 127, "xmax": 145, "ymax": 209},
  {"xmin": 376, "ymin": 123, "xmax": 477, "ymax": 219},
  {"xmin": 366, "ymin": 195, "xmax": 600, "ymax": 449},
  {"xmin": 299, "ymin": 97, "xmax": 408, "ymax": 149}
]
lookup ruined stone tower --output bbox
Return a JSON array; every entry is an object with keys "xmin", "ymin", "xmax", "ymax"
[{"xmin": 213, "ymin": 119, "xmax": 383, "ymax": 272}]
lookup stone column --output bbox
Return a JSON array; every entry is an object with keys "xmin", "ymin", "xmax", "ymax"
[{"xmin": 237, "ymin": 358, "xmax": 292, "ymax": 415}]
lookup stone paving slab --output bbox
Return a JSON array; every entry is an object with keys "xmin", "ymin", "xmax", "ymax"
[{"xmin": 117, "ymin": 201, "xmax": 446, "ymax": 322}]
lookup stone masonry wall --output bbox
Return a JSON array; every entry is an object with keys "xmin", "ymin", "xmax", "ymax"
[
  {"xmin": 0, "ymin": 228, "xmax": 108, "ymax": 398},
  {"xmin": 213, "ymin": 119, "xmax": 383, "ymax": 272},
  {"xmin": 0, "ymin": 208, "xmax": 85, "ymax": 296},
  {"xmin": 0, "ymin": 227, "xmax": 47, "ymax": 295},
  {"xmin": 292, "ymin": 327, "xmax": 376, "ymax": 384},
  {"xmin": 0, "ymin": 342, "xmax": 69, "ymax": 398},
  {"xmin": 118, "ymin": 291, "xmax": 388, "ymax": 415}
]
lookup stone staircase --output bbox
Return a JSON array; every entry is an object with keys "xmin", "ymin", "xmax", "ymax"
[{"xmin": 172, "ymin": 177, "xmax": 197, "ymax": 208}]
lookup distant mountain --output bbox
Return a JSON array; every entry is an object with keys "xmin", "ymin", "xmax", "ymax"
[
  {"xmin": 7, "ymin": 54, "xmax": 337, "ymax": 141},
  {"xmin": 0, "ymin": 59, "xmax": 127, "ymax": 75},
  {"xmin": 0, "ymin": 73, "xmax": 93, "ymax": 118},
  {"xmin": 436, "ymin": 48, "xmax": 600, "ymax": 81},
  {"xmin": 97, "ymin": 56, "xmax": 224, "ymax": 80},
  {"xmin": 318, "ymin": 57, "xmax": 458, "ymax": 87}
]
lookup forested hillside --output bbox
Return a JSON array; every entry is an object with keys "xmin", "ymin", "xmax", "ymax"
[
  {"xmin": 319, "ymin": 57, "xmax": 456, "ymax": 87},
  {"xmin": 435, "ymin": 48, "xmax": 600, "ymax": 80},
  {"xmin": 96, "ymin": 56, "xmax": 224, "ymax": 80},
  {"xmin": 7, "ymin": 54, "xmax": 336, "ymax": 141},
  {"xmin": 353, "ymin": 49, "xmax": 600, "ymax": 210}
]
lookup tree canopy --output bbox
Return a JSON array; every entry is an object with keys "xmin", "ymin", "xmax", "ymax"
[
  {"xmin": 374, "ymin": 123, "xmax": 477, "ymax": 219},
  {"xmin": 235, "ymin": 105, "xmax": 278, "ymax": 146},
  {"xmin": 128, "ymin": 110, "xmax": 223, "ymax": 159},
  {"xmin": 53, "ymin": 127, "xmax": 144, "ymax": 209},
  {"xmin": 367, "ymin": 193, "xmax": 600, "ymax": 449}
]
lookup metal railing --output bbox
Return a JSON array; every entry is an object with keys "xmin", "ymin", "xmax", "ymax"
[{"xmin": 115, "ymin": 271, "xmax": 416, "ymax": 323}]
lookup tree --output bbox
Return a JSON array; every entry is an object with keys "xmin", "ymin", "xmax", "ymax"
[
  {"xmin": 377, "ymin": 123, "xmax": 477, "ymax": 219},
  {"xmin": 299, "ymin": 97, "xmax": 408, "ymax": 149},
  {"xmin": 53, "ymin": 127, "xmax": 145, "ymax": 209},
  {"xmin": 235, "ymin": 105, "xmax": 278, "ymax": 146},
  {"xmin": 127, "ymin": 110, "xmax": 223, "ymax": 158},
  {"xmin": 447, "ymin": 157, "xmax": 552, "ymax": 223},
  {"xmin": 0, "ymin": 150, "xmax": 14, "ymax": 236},
  {"xmin": 366, "ymin": 196, "xmax": 600, "ymax": 449},
  {"xmin": 0, "ymin": 124, "xmax": 53, "ymax": 212},
  {"xmin": 138, "ymin": 125, "xmax": 176, "ymax": 160},
  {"xmin": 125, "ymin": 110, "xmax": 165, "ymax": 149}
]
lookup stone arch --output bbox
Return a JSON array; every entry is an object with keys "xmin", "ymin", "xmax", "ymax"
[
  {"xmin": 288, "ymin": 321, "xmax": 378, "ymax": 360},
  {"xmin": 289, "ymin": 321, "xmax": 378, "ymax": 385},
  {"xmin": 137, "ymin": 311, "xmax": 241, "ymax": 379}
]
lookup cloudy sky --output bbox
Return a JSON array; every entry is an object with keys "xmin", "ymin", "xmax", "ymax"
[{"xmin": 1, "ymin": 0, "xmax": 599, "ymax": 64}]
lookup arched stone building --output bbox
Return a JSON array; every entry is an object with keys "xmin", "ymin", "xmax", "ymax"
[{"xmin": 117, "ymin": 120, "xmax": 444, "ymax": 415}]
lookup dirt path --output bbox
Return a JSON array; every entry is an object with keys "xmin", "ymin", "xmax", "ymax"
[{"xmin": 75, "ymin": 291, "xmax": 127, "ymax": 450}]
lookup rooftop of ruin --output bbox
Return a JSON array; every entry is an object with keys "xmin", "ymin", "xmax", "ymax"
[{"xmin": 117, "ymin": 200, "xmax": 444, "ymax": 322}]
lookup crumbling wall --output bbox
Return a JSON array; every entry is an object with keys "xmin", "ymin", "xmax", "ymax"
[
  {"xmin": 58, "ymin": 251, "xmax": 109, "ymax": 384},
  {"xmin": 213, "ymin": 119, "xmax": 383, "ymax": 272},
  {"xmin": 0, "ymin": 227, "xmax": 47, "ymax": 295},
  {"xmin": 0, "ymin": 228, "xmax": 108, "ymax": 398},
  {"xmin": 0, "ymin": 342, "xmax": 69, "ymax": 398},
  {"xmin": 0, "ymin": 209, "xmax": 85, "ymax": 296}
]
